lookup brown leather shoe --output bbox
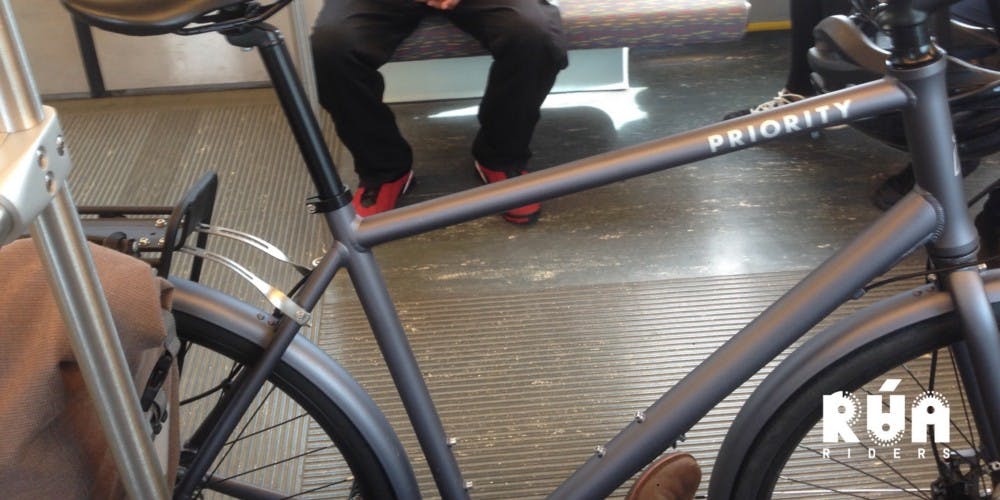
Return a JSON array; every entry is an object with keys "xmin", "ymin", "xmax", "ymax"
[{"xmin": 625, "ymin": 452, "xmax": 701, "ymax": 500}]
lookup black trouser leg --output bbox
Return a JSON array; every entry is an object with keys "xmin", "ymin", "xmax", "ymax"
[
  {"xmin": 786, "ymin": 0, "xmax": 824, "ymax": 94},
  {"xmin": 447, "ymin": 0, "xmax": 568, "ymax": 172},
  {"xmin": 786, "ymin": 0, "xmax": 853, "ymax": 94},
  {"xmin": 310, "ymin": 0, "xmax": 422, "ymax": 185}
]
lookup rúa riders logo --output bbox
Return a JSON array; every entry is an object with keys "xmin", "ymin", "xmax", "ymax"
[{"xmin": 822, "ymin": 378, "xmax": 950, "ymax": 460}]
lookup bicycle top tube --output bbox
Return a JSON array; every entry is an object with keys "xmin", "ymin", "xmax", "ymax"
[{"xmin": 352, "ymin": 78, "xmax": 913, "ymax": 248}]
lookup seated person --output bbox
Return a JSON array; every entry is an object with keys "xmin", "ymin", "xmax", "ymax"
[{"xmin": 311, "ymin": 0, "xmax": 569, "ymax": 224}]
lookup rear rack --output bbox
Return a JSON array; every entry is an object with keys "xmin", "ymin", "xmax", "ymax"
[
  {"xmin": 78, "ymin": 172, "xmax": 218, "ymax": 280},
  {"xmin": 77, "ymin": 171, "xmax": 313, "ymax": 323}
]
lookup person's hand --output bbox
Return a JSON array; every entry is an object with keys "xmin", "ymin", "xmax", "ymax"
[{"xmin": 420, "ymin": 0, "xmax": 461, "ymax": 10}]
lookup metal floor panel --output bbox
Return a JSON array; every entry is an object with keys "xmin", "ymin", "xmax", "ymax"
[
  {"xmin": 316, "ymin": 268, "xmax": 927, "ymax": 498},
  {"xmin": 58, "ymin": 90, "xmax": 327, "ymax": 305}
]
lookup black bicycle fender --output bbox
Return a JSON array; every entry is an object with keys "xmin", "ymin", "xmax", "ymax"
[
  {"xmin": 707, "ymin": 269, "xmax": 1000, "ymax": 499},
  {"xmin": 168, "ymin": 277, "xmax": 422, "ymax": 499}
]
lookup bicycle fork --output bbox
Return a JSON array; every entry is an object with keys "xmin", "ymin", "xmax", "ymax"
[
  {"xmin": 945, "ymin": 271, "xmax": 1000, "ymax": 473},
  {"xmin": 892, "ymin": 8, "xmax": 1000, "ymax": 481}
]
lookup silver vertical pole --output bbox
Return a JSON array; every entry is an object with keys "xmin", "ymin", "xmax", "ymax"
[
  {"xmin": 0, "ymin": 0, "xmax": 42, "ymax": 132},
  {"xmin": 0, "ymin": 1, "xmax": 168, "ymax": 497},
  {"xmin": 289, "ymin": 0, "xmax": 320, "ymax": 115},
  {"xmin": 30, "ymin": 189, "xmax": 169, "ymax": 500}
]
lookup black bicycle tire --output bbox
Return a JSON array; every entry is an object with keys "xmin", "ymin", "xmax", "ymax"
[
  {"xmin": 175, "ymin": 314, "xmax": 400, "ymax": 499},
  {"xmin": 721, "ymin": 310, "xmax": 982, "ymax": 499}
]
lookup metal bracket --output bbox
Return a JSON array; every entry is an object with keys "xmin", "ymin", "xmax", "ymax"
[
  {"xmin": 179, "ymin": 246, "xmax": 311, "ymax": 325},
  {"xmin": 0, "ymin": 107, "xmax": 70, "ymax": 245},
  {"xmin": 194, "ymin": 223, "xmax": 311, "ymax": 275}
]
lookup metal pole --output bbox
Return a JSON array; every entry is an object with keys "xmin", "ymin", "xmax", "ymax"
[
  {"xmin": 71, "ymin": 18, "xmax": 107, "ymax": 98},
  {"xmin": 0, "ymin": 203, "xmax": 11, "ymax": 243},
  {"xmin": 30, "ymin": 189, "xmax": 169, "ymax": 500},
  {"xmin": 0, "ymin": 0, "xmax": 42, "ymax": 132},
  {"xmin": 0, "ymin": 1, "xmax": 168, "ymax": 497},
  {"xmin": 288, "ymin": 1, "xmax": 320, "ymax": 116}
]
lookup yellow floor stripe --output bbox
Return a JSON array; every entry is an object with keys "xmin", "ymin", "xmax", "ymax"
[{"xmin": 747, "ymin": 20, "xmax": 792, "ymax": 32}]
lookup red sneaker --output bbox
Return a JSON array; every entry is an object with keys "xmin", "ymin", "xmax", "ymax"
[
  {"xmin": 352, "ymin": 171, "xmax": 414, "ymax": 217},
  {"xmin": 475, "ymin": 162, "xmax": 541, "ymax": 224}
]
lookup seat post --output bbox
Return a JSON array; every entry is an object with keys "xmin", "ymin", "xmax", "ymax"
[{"xmin": 225, "ymin": 23, "xmax": 352, "ymax": 212}]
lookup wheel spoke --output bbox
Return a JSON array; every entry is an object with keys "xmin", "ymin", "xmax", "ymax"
[
  {"xmin": 210, "ymin": 384, "xmax": 280, "ymax": 479},
  {"xmin": 208, "ymin": 444, "xmax": 335, "ymax": 483},
  {"xmin": 280, "ymin": 477, "xmax": 355, "ymax": 499},
  {"xmin": 948, "ymin": 351, "xmax": 980, "ymax": 453},
  {"xmin": 898, "ymin": 356, "xmax": 979, "ymax": 451},
  {"xmin": 775, "ymin": 473, "xmax": 875, "ymax": 499},
  {"xmin": 797, "ymin": 444, "xmax": 930, "ymax": 499},
  {"xmin": 176, "ymin": 326, "xmax": 393, "ymax": 498},
  {"xmin": 739, "ymin": 314, "xmax": 992, "ymax": 500},
  {"xmin": 224, "ymin": 412, "xmax": 310, "ymax": 446}
]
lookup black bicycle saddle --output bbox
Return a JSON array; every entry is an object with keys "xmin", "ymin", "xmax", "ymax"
[{"xmin": 61, "ymin": 0, "xmax": 252, "ymax": 36}]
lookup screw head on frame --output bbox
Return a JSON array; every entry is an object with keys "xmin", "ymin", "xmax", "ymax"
[{"xmin": 35, "ymin": 147, "xmax": 47, "ymax": 169}]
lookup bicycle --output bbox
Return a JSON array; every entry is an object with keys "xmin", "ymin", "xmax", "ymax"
[{"xmin": 3, "ymin": 0, "xmax": 1000, "ymax": 498}]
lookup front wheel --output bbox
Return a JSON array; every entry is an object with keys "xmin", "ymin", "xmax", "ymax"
[{"xmin": 720, "ymin": 312, "xmax": 997, "ymax": 499}]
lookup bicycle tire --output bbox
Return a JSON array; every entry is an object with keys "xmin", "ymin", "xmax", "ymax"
[
  {"xmin": 174, "ymin": 312, "xmax": 401, "ymax": 499},
  {"xmin": 717, "ymin": 311, "xmax": 996, "ymax": 499}
]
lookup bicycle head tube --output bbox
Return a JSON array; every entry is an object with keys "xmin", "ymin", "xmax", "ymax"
[{"xmin": 881, "ymin": 0, "xmax": 980, "ymax": 262}]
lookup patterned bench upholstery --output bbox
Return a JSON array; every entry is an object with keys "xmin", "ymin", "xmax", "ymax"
[{"xmin": 391, "ymin": 0, "xmax": 750, "ymax": 62}]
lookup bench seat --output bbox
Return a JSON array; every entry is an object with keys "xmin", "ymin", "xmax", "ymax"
[{"xmin": 391, "ymin": 0, "xmax": 750, "ymax": 62}]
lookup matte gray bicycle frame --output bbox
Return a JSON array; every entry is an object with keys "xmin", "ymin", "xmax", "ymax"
[{"xmin": 282, "ymin": 65, "xmax": 999, "ymax": 498}]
